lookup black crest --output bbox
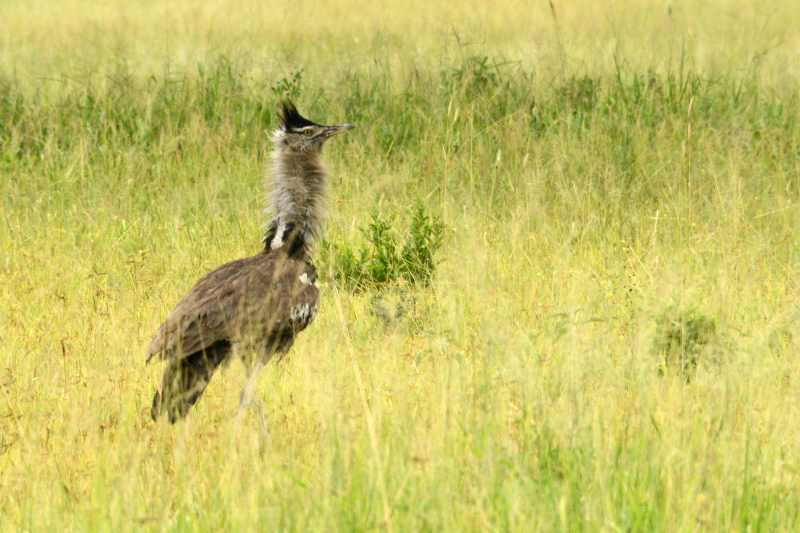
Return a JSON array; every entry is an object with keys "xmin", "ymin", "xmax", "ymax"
[{"xmin": 280, "ymin": 101, "xmax": 316, "ymax": 131}]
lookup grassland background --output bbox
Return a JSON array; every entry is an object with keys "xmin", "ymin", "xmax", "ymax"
[{"xmin": 2, "ymin": 0, "xmax": 800, "ymax": 530}]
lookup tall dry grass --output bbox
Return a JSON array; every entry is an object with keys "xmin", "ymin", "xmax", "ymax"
[{"xmin": 2, "ymin": 0, "xmax": 800, "ymax": 530}]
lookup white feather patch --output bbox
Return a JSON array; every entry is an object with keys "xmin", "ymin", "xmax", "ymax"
[
  {"xmin": 289, "ymin": 302, "xmax": 318, "ymax": 326},
  {"xmin": 270, "ymin": 220, "xmax": 286, "ymax": 250}
]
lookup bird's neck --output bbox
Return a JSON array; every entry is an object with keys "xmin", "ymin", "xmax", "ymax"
[{"xmin": 264, "ymin": 147, "xmax": 328, "ymax": 258}]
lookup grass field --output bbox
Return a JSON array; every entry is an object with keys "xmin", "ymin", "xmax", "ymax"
[{"xmin": 3, "ymin": 0, "xmax": 800, "ymax": 530}]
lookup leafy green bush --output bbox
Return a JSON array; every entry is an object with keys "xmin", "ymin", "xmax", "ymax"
[
  {"xmin": 654, "ymin": 306, "xmax": 717, "ymax": 378},
  {"xmin": 270, "ymin": 69, "xmax": 304, "ymax": 100},
  {"xmin": 321, "ymin": 201, "xmax": 444, "ymax": 291}
]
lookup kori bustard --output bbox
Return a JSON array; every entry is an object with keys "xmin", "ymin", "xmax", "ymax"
[{"xmin": 146, "ymin": 102, "xmax": 354, "ymax": 436}]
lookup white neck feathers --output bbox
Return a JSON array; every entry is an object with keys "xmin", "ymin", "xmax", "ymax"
[{"xmin": 264, "ymin": 129, "xmax": 329, "ymax": 251}]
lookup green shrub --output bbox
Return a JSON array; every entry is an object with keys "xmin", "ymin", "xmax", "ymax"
[
  {"xmin": 321, "ymin": 201, "xmax": 444, "ymax": 291},
  {"xmin": 654, "ymin": 306, "xmax": 716, "ymax": 377}
]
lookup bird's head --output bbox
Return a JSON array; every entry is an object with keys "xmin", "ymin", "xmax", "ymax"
[{"xmin": 274, "ymin": 101, "xmax": 355, "ymax": 153}]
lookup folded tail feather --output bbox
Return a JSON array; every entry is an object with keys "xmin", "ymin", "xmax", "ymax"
[{"xmin": 151, "ymin": 341, "xmax": 232, "ymax": 423}]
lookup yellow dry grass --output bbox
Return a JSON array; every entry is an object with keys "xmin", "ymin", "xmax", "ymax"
[{"xmin": 2, "ymin": 0, "xmax": 800, "ymax": 530}]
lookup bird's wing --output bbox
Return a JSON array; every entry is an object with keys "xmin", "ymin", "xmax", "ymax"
[
  {"xmin": 145, "ymin": 257, "xmax": 254, "ymax": 363},
  {"xmin": 145, "ymin": 253, "xmax": 320, "ymax": 363}
]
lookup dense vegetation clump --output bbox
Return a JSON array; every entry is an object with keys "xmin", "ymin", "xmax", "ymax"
[
  {"xmin": 321, "ymin": 201, "xmax": 444, "ymax": 290},
  {"xmin": 654, "ymin": 306, "xmax": 717, "ymax": 377}
]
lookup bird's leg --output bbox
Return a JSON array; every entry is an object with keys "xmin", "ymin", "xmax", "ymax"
[
  {"xmin": 234, "ymin": 359, "xmax": 267, "ymax": 436},
  {"xmin": 253, "ymin": 396, "xmax": 269, "ymax": 439}
]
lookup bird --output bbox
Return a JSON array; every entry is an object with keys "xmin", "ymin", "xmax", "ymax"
[{"xmin": 146, "ymin": 101, "xmax": 354, "ymax": 436}]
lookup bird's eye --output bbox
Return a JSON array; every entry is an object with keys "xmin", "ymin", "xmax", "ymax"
[{"xmin": 303, "ymin": 130, "xmax": 313, "ymax": 137}]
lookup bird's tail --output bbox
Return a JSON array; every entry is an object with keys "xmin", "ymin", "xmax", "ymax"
[{"xmin": 151, "ymin": 341, "xmax": 231, "ymax": 423}]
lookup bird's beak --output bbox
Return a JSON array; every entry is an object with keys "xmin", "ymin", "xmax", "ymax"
[{"xmin": 325, "ymin": 124, "xmax": 356, "ymax": 136}]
